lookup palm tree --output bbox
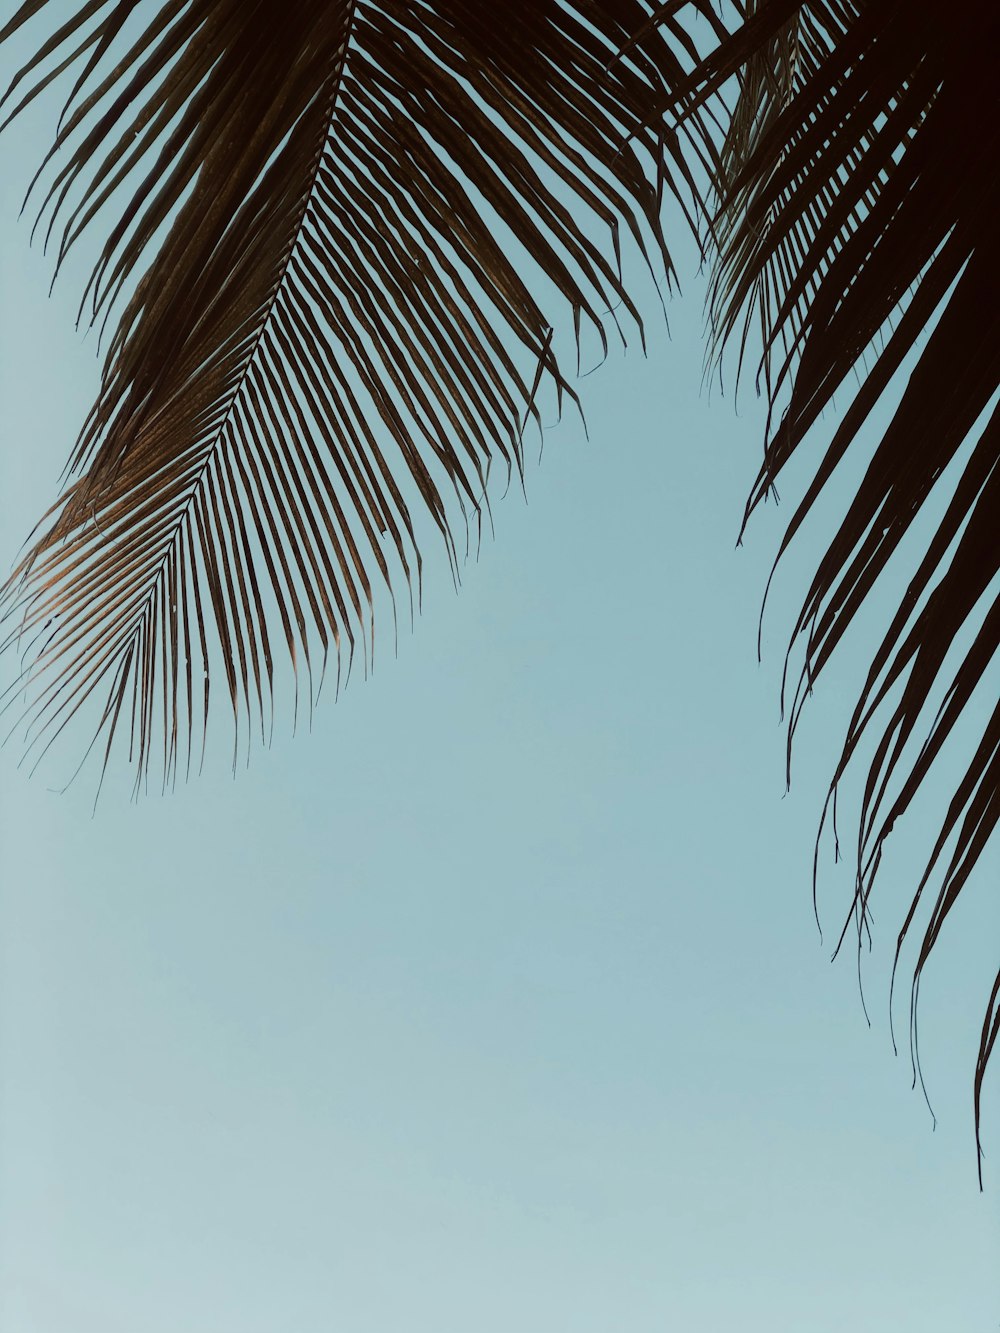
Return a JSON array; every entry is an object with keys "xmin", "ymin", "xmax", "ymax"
[{"xmin": 0, "ymin": 0, "xmax": 995, "ymax": 1176}]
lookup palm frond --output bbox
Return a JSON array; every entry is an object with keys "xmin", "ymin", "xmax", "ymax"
[
  {"xmin": 4, "ymin": 0, "xmax": 995, "ymax": 1173},
  {"xmin": 0, "ymin": 0, "xmax": 715, "ymax": 791},
  {"xmin": 663, "ymin": 0, "xmax": 1000, "ymax": 1176}
]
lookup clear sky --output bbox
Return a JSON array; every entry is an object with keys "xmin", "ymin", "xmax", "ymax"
[{"xmin": 1, "ymin": 10, "xmax": 998, "ymax": 1333}]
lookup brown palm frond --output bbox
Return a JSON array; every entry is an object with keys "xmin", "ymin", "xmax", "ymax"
[
  {"xmin": 660, "ymin": 0, "xmax": 1000, "ymax": 1177},
  {"xmin": 0, "ymin": 0, "xmax": 717, "ymax": 791}
]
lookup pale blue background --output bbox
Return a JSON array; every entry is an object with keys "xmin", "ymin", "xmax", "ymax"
[{"xmin": 1, "ymin": 10, "xmax": 998, "ymax": 1331}]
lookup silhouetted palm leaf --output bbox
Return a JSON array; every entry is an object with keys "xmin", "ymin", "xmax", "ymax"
[
  {"xmin": 660, "ymin": 0, "xmax": 999, "ymax": 1177},
  {"xmin": 0, "ymin": 0, "xmax": 719, "ymax": 790},
  {"xmin": 2, "ymin": 0, "xmax": 996, "ymax": 1172}
]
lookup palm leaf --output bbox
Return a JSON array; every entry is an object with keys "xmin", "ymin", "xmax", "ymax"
[
  {"xmin": 661, "ymin": 0, "xmax": 1000, "ymax": 1177},
  {"xmin": 0, "ymin": 0, "xmax": 716, "ymax": 790},
  {"xmin": 4, "ymin": 0, "xmax": 995, "ymax": 1172}
]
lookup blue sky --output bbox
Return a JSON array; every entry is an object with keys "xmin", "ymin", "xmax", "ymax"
[{"xmin": 1, "ymin": 9, "xmax": 998, "ymax": 1332}]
